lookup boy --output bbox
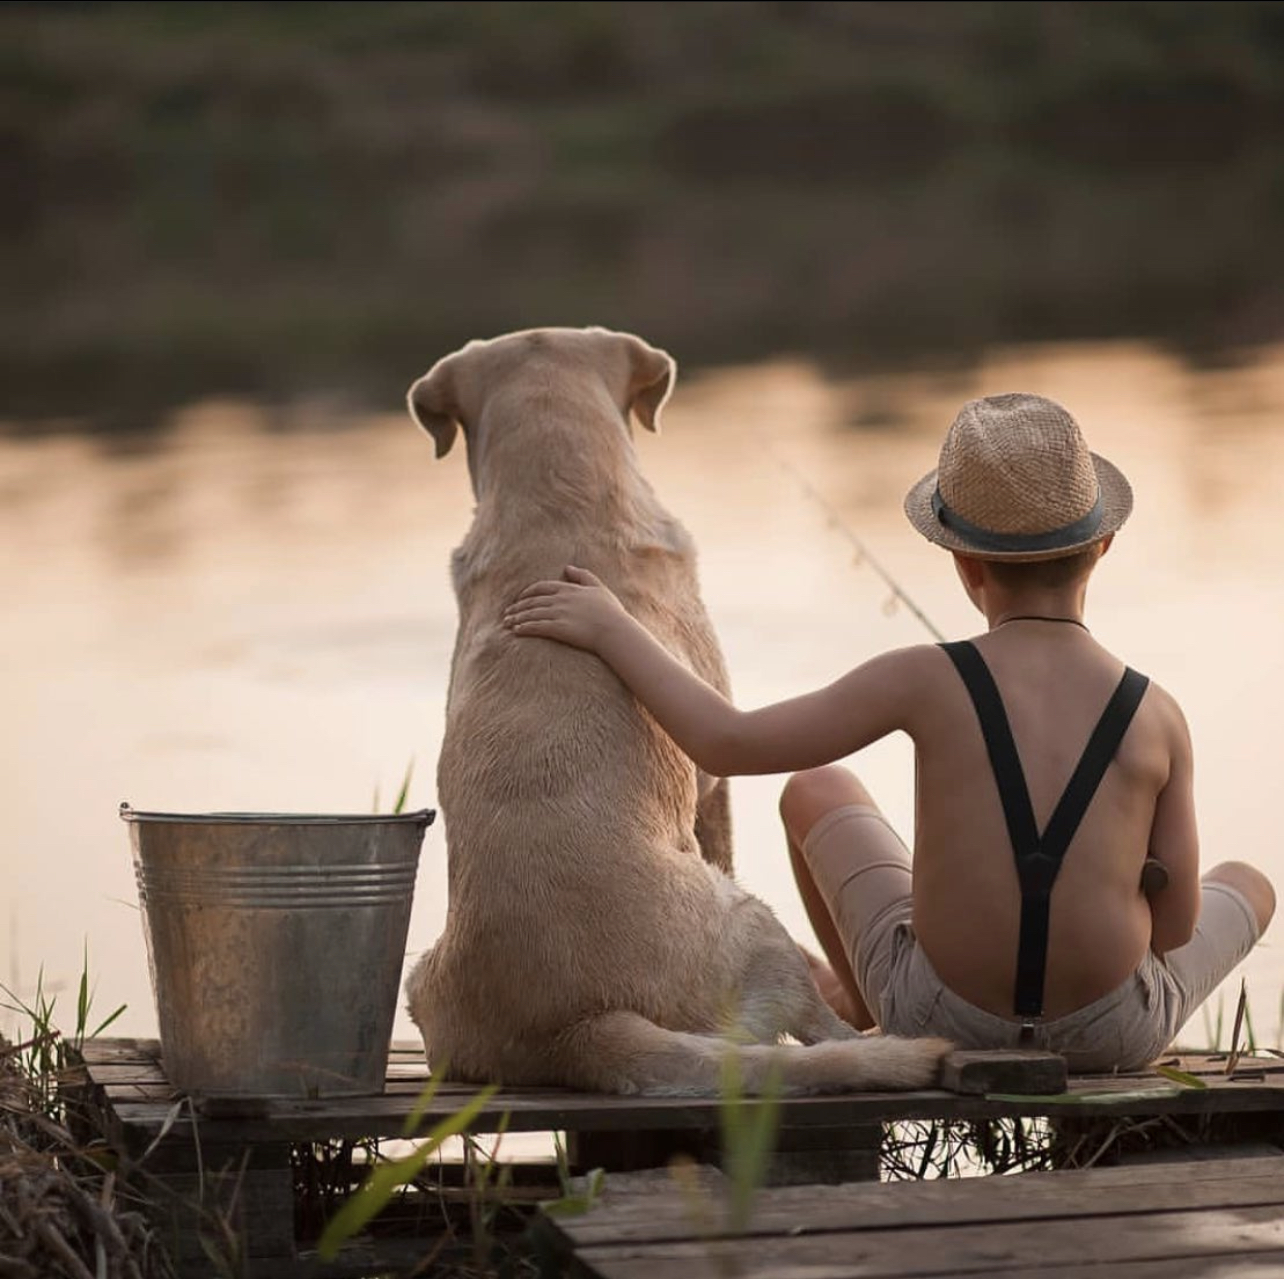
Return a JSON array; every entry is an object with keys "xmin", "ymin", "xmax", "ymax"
[{"xmin": 503, "ymin": 393, "xmax": 1274, "ymax": 1070}]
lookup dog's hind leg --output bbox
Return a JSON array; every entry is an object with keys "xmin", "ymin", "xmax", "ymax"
[
  {"xmin": 694, "ymin": 773, "xmax": 733, "ymax": 873},
  {"xmin": 550, "ymin": 1010, "xmax": 948, "ymax": 1097},
  {"xmin": 734, "ymin": 917, "xmax": 866, "ymax": 1046}
]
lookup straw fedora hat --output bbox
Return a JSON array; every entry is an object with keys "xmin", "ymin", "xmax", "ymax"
[{"xmin": 903, "ymin": 393, "xmax": 1132, "ymax": 562}]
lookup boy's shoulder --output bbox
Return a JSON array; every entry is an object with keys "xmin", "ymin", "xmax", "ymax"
[
  {"xmin": 1138, "ymin": 675, "xmax": 1191, "ymax": 749},
  {"xmin": 877, "ymin": 637, "xmax": 1192, "ymax": 750},
  {"xmin": 850, "ymin": 642, "xmax": 963, "ymax": 716},
  {"xmin": 860, "ymin": 642, "xmax": 951, "ymax": 679}
]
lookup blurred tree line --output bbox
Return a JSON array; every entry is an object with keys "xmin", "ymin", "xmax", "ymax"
[{"xmin": 4, "ymin": 1, "xmax": 1284, "ymax": 432}]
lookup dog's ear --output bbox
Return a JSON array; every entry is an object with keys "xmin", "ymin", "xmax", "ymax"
[
  {"xmin": 622, "ymin": 335, "xmax": 676, "ymax": 434},
  {"xmin": 407, "ymin": 359, "xmax": 460, "ymax": 458}
]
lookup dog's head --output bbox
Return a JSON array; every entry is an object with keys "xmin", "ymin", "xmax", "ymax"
[{"xmin": 406, "ymin": 327, "xmax": 675, "ymax": 465}]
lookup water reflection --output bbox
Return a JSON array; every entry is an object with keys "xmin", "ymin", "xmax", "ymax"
[{"xmin": 3, "ymin": 339, "xmax": 1282, "ymax": 1048}]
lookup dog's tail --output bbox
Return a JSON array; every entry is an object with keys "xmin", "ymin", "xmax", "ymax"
[{"xmin": 549, "ymin": 1010, "xmax": 949, "ymax": 1097}]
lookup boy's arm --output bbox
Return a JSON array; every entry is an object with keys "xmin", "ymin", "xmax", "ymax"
[
  {"xmin": 504, "ymin": 566, "xmax": 921, "ymax": 776},
  {"xmin": 1146, "ymin": 691, "xmax": 1201, "ymax": 955}
]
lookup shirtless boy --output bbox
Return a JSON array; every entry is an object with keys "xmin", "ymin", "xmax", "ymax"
[{"xmin": 504, "ymin": 393, "xmax": 1274, "ymax": 1070}]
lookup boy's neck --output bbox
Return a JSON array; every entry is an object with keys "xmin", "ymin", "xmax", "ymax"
[{"xmin": 982, "ymin": 585, "xmax": 1089, "ymax": 633}]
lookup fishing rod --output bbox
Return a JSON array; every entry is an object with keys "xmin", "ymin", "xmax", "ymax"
[{"xmin": 761, "ymin": 442, "xmax": 946, "ymax": 643}]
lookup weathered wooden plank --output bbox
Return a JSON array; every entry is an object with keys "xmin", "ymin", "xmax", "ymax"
[
  {"xmin": 571, "ymin": 1203, "xmax": 1284, "ymax": 1278},
  {"xmin": 1115, "ymin": 1142, "xmax": 1283, "ymax": 1165},
  {"xmin": 94, "ymin": 1081, "xmax": 177, "ymax": 1103},
  {"xmin": 82, "ymin": 1037, "xmax": 428, "ymax": 1071},
  {"xmin": 99, "ymin": 1077, "xmax": 1284, "ymax": 1153},
  {"xmin": 572, "ymin": 1253, "xmax": 1284, "ymax": 1279},
  {"xmin": 974, "ymin": 1260, "xmax": 1284, "ymax": 1279},
  {"xmin": 383, "ymin": 1078, "xmax": 453, "ymax": 1095},
  {"xmin": 83, "ymin": 1061, "xmax": 171, "ymax": 1086},
  {"xmin": 82, "ymin": 1039, "xmax": 1284, "ymax": 1092},
  {"xmin": 384, "ymin": 1066, "xmax": 433, "ymax": 1083},
  {"xmin": 103, "ymin": 1093, "xmax": 808, "ymax": 1144},
  {"xmin": 1172, "ymin": 1054, "xmax": 1284, "ymax": 1076},
  {"xmin": 83, "ymin": 1039, "xmax": 403, "ymax": 1065},
  {"xmin": 940, "ymin": 1050, "xmax": 1067, "ymax": 1095},
  {"xmin": 78, "ymin": 1038, "xmax": 1284, "ymax": 1191},
  {"xmin": 94, "ymin": 1095, "xmax": 1216, "ymax": 1153},
  {"xmin": 80, "ymin": 1041, "xmax": 1284, "ymax": 1094},
  {"xmin": 81, "ymin": 1037, "xmax": 163, "ymax": 1062},
  {"xmin": 550, "ymin": 1157, "xmax": 1284, "ymax": 1249}
]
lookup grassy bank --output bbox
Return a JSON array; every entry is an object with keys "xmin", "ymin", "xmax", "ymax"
[
  {"xmin": 5, "ymin": 1, "xmax": 1284, "ymax": 432},
  {"xmin": 1, "ymin": 966, "xmax": 168, "ymax": 1278}
]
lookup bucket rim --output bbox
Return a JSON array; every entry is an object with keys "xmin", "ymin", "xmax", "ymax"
[{"xmin": 119, "ymin": 803, "xmax": 435, "ymax": 827}]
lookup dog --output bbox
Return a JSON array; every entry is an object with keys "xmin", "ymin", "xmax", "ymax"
[{"xmin": 404, "ymin": 326, "xmax": 949, "ymax": 1094}]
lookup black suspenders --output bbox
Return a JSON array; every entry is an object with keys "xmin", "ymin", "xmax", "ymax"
[{"xmin": 939, "ymin": 641, "xmax": 1150, "ymax": 1026}]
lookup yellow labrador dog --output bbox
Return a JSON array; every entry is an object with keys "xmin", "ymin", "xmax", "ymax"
[{"xmin": 404, "ymin": 327, "xmax": 948, "ymax": 1095}]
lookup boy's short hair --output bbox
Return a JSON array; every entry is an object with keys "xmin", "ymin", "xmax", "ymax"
[{"xmin": 981, "ymin": 544, "xmax": 1103, "ymax": 592}]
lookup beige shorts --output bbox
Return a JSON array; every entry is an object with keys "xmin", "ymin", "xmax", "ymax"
[{"xmin": 802, "ymin": 803, "xmax": 1262, "ymax": 1072}]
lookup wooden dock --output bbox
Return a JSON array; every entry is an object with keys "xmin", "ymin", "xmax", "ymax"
[
  {"xmin": 543, "ymin": 1152, "xmax": 1284, "ymax": 1277},
  {"xmin": 76, "ymin": 1039, "xmax": 1284, "ymax": 1277}
]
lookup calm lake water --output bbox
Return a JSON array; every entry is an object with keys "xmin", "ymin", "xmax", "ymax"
[{"xmin": 4, "ymin": 337, "xmax": 1282, "ymax": 1049}]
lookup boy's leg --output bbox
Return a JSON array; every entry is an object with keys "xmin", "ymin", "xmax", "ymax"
[
  {"xmin": 1159, "ymin": 861, "xmax": 1275, "ymax": 1041},
  {"xmin": 781, "ymin": 765, "xmax": 913, "ymax": 1033},
  {"xmin": 1204, "ymin": 861, "xmax": 1276, "ymax": 934}
]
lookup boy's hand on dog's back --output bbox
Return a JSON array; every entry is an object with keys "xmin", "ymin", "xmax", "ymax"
[
  {"xmin": 507, "ymin": 562, "xmax": 743, "ymax": 776},
  {"xmin": 505, "ymin": 565, "xmax": 627, "ymax": 652}
]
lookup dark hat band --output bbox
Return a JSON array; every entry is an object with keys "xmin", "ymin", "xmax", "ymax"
[{"xmin": 931, "ymin": 487, "xmax": 1104, "ymax": 554}]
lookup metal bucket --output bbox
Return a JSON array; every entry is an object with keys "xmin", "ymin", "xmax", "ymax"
[{"xmin": 121, "ymin": 804, "xmax": 434, "ymax": 1098}]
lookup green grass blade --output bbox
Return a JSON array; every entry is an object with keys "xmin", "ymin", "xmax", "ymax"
[
  {"xmin": 0, "ymin": 981, "xmax": 40, "ymax": 1023},
  {"xmin": 717, "ymin": 1044, "xmax": 782, "ymax": 1235},
  {"xmin": 400, "ymin": 1070, "xmax": 444, "ymax": 1138},
  {"xmin": 543, "ymin": 1165, "xmax": 606, "ymax": 1218},
  {"xmin": 987, "ymin": 1086, "xmax": 1182, "ymax": 1105},
  {"xmin": 318, "ymin": 1083, "xmax": 497, "ymax": 1260},
  {"xmin": 393, "ymin": 759, "xmax": 415, "ymax": 815},
  {"xmin": 89, "ymin": 1004, "xmax": 128, "ymax": 1040},
  {"xmin": 717, "ymin": 1045, "xmax": 744, "ymax": 1164},
  {"xmin": 729, "ymin": 1066, "xmax": 782, "ymax": 1232},
  {"xmin": 1231, "ymin": 979, "xmax": 1248, "ymax": 1053},
  {"xmin": 467, "ymin": 1111, "xmax": 510, "ymax": 1195},
  {"xmin": 1225, "ymin": 978, "xmax": 1249, "ymax": 1074},
  {"xmin": 1154, "ymin": 1065, "xmax": 1208, "ymax": 1090},
  {"xmin": 77, "ymin": 944, "xmax": 90, "ymax": 1041},
  {"xmin": 138, "ymin": 1099, "xmax": 189, "ymax": 1164},
  {"xmin": 554, "ymin": 1130, "xmax": 572, "ymax": 1195}
]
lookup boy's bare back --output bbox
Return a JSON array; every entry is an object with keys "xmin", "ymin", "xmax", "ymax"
[{"xmin": 876, "ymin": 625, "xmax": 1197, "ymax": 1020}]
